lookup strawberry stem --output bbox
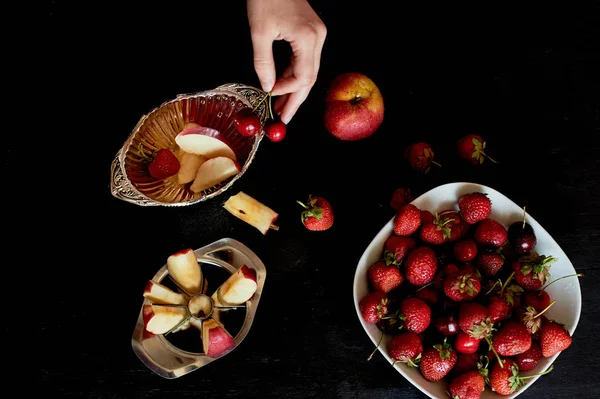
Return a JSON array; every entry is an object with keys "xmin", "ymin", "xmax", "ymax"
[
  {"xmin": 539, "ymin": 273, "xmax": 584, "ymax": 293},
  {"xmin": 296, "ymin": 200, "xmax": 309, "ymax": 209},
  {"xmin": 431, "ymin": 160, "xmax": 442, "ymax": 167},
  {"xmin": 416, "ymin": 282, "xmax": 433, "ymax": 292},
  {"xmin": 368, "ymin": 331, "xmax": 384, "ymax": 361},
  {"xmin": 482, "ymin": 151, "xmax": 498, "ymax": 164},
  {"xmin": 500, "ymin": 271, "xmax": 515, "ymax": 294},
  {"xmin": 484, "ymin": 336, "xmax": 504, "ymax": 368},
  {"xmin": 521, "ymin": 365, "xmax": 554, "ymax": 380},
  {"xmin": 533, "ymin": 300, "xmax": 557, "ymax": 319}
]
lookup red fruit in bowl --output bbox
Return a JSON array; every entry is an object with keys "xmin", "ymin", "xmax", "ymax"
[
  {"xmin": 393, "ymin": 203, "xmax": 421, "ymax": 236},
  {"xmin": 147, "ymin": 148, "xmax": 180, "ymax": 179},
  {"xmin": 383, "ymin": 235, "xmax": 416, "ymax": 265},
  {"xmin": 524, "ymin": 290, "xmax": 552, "ymax": 311},
  {"xmin": 420, "ymin": 339, "xmax": 457, "ymax": 382},
  {"xmin": 452, "ymin": 353, "xmax": 479, "ymax": 377},
  {"xmin": 389, "ymin": 332, "xmax": 423, "ymax": 367},
  {"xmin": 515, "ymin": 342, "xmax": 543, "ymax": 371},
  {"xmin": 415, "ymin": 287, "xmax": 440, "ymax": 305},
  {"xmin": 454, "ymin": 239, "xmax": 478, "ymax": 262},
  {"xmin": 449, "ymin": 370, "xmax": 485, "ymax": 399},
  {"xmin": 458, "ymin": 192, "xmax": 492, "ymax": 224},
  {"xmin": 390, "ymin": 187, "xmax": 413, "ymax": 211},
  {"xmin": 457, "ymin": 134, "xmax": 497, "ymax": 165},
  {"xmin": 444, "ymin": 269, "xmax": 481, "ymax": 302},
  {"xmin": 399, "ymin": 297, "xmax": 431, "ymax": 334},
  {"xmin": 404, "ymin": 246, "xmax": 438, "ymax": 286},
  {"xmin": 492, "ymin": 320, "xmax": 532, "ymax": 356},
  {"xmin": 455, "ymin": 331, "xmax": 481, "ymax": 354},
  {"xmin": 476, "ymin": 248, "xmax": 505, "ymax": 276},
  {"xmin": 265, "ymin": 120, "xmax": 286, "ymax": 142},
  {"xmin": 540, "ymin": 320, "xmax": 572, "ymax": 357},
  {"xmin": 359, "ymin": 291, "xmax": 388, "ymax": 324},
  {"xmin": 233, "ymin": 108, "xmax": 261, "ymax": 137},
  {"xmin": 420, "ymin": 211, "xmax": 462, "ymax": 245},
  {"xmin": 435, "ymin": 315, "xmax": 460, "ymax": 336},
  {"xmin": 404, "ymin": 142, "xmax": 441, "ymax": 173},
  {"xmin": 458, "ymin": 302, "xmax": 493, "ymax": 340},
  {"xmin": 474, "ymin": 218, "xmax": 508, "ymax": 247},
  {"xmin": 512, "ymin": 252, "xmax": 557, "ymax": 291},
  {"xmin": 488, "ymin": 295, "xmax": 512, "ymax": 323},
  {"xmin": 367, "ymin": 261, "xmax": 403, "ymax": 293}
]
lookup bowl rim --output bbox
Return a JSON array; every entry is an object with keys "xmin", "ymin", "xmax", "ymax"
[{"xmin": 352, "ymin": 181, "xmax": 582, "ymax": 398}]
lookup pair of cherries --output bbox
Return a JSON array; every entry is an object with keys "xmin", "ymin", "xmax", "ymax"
[{"xmin": 232, "ymin": 92, "xmax": 286, "ymax": 143}]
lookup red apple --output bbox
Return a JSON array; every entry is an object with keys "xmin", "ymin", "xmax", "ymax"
[
  {"xmin": 189, "ymin": 156, "xmax": 241, "ymax": 193},
  {"xmin": 324, "ymin": 72, "xmax": 384, "ymax": 141},
  {"xmin": 143, "ymin": 280, "xmax": 187, "ymax": 305},
  {"xmin": 212, "ymin": 265, "xmax": 258, "ymax": 307},
  {"xmin": 202, "ymin": 318, "xmax": 235, "ymax": 358},
  {"xmin": 167, "ymin": 248, "xmax": 203, "ymax": 295},
  {"xmin": 143, "ymin": 304, "xmax": 188, "ymax": 335},
  {"xmin": 175, "ymin": 126, "xmax": 237, "ymax": 160}
]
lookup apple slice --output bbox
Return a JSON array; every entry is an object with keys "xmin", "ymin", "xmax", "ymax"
[
  {"xmin": 143, "ymin": 304, "xmax": 188, "ymax": 335},
  {"xmin": 167, "ymin": 248, "xmax": 203, "ymax": 295},
  {"xmin": 223, "ymin": 191, "xmax": 279, "ymax": 234},
  {"xmin": 178, "ymin": 152, "xmax": 207, "ymax": 184},
  {"xmin": 175, "ymin": 126, "xmax": 237, "ymax": 160},
  {"xmin": 190, "ymin": 156, "xmax": 241, "ymax": 193},
  {"xmin": 202, "ymin": 318, "xmax": 235, "ymax": 358},
  {"xmin": 212, "ymin": 265, "xmax": 258, "ymax": 307},
  {"xmin": 143, "ymin": 280, "xmax": 187, "ymax": 305}
]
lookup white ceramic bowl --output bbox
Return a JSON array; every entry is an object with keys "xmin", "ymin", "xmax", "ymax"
[{"xmin": 353, "ymin": 182, "xmax": 581, "ymax": 398}]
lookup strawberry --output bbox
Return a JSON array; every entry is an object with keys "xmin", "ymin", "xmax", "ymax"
[
  {"xmin": 492, "ymin": 320, "xmax": 532, "ymax": 356},
  {"xmin": 515, "ymin": 342, "xmax": 543, "ymax": 371},
  {"xmin": 404, "ymin": 142, "xmax": 441, "ymax": 173},
  {"xmin": 444, "ymin": 269, "xmax": 481, "ymax": 302},
  {"xmin": 516, "ymin": 299, "xmax": 556, "ymax": 335},
  {"xmin": 367, "ymin": 261, "xmax": 404, "ymax": 293},
  {"xmin": 455, "ymin": 331, "xmax": 481, "ymax": 354},
  {"xmin": 523, "ymin": 290, "xmax": 552, "ymax": 312},
  {"xmin": 359, "ymin": 291, "xmax": 388, "ymax": 324},
  {"xmin": 420, "ymin": 211, "xmax": 463, "ymax": 245},
  {"xmin": 456, "ymin": 134, "xmax": 497, "ymax": 165},
  {"xmin": 458, "ymin": 192, "xmax": 492, "ymax": 224},
  {"xmin": 399, "ymin": 297, "xmax": 432, "ymax": 334},
  {"xmin": 420, "ymin": 209, "xmax": 435, "ymax": 224},
  {"xmin": 420, "ymin": 339, "xmax": 457, "ymax": 382},
  {"xmin": 452, "ymin": 353, "xmax": 480, "ymax": 377},
  {"xmin": 512, "ymin": 252, "xmax": 557, "ymax": 291},
  {"xmin": 488, "ymin": 295, "xmax": 512, "ymax": 324},
  {"xmin": 458, "ymin": 302, "xmax": 493, "ymax": 340},
  {"xmin": 389, "ymin": 331, "xmax": 423, "ymax": 367},
  {"xmin": 297, "ymin": 195, "xmax": 334, "ymax": 231},
  {"xmin": 490, "ymin": 358, "xmax": 553, "ymax": 395},
  {"xmin": 449, "ymin": 370, "xmax": 485, "ymax": 399},
  {"xmin": 476, "ymin": 248, "xmax": 505, "ymax": 276},
  {"xmin": 383, "ymin": 235, "xmax": 416, "ymax": 265},
  {"xmin": 474, "ymin": 218, "xmax": 508, "ymax": 248},
  {"xmin": 404, "ymin": 246, "xmax": 438, "ymax": 286},
  {"xmin": 145, "ymin": 148, "xmax": 180, "ymax": 179},
  {"xmin": 540, "ymin": 320, "xmax": 572, "ymax": 357},
  {"xmin": 454, "ymin": 239, "xmax": 478, "ymax": 262},
  {"xmin": 393, "ymin": 203, "xmax": 421, "ymax": 236},
  {"xmin": 390, "ymin": 187, "xmax": 413, "ymax": 211}
]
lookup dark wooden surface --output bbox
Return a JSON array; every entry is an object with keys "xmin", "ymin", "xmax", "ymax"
[{"xmin": 38, "ymin": 0, "xmax": 600, "ymax": 397}]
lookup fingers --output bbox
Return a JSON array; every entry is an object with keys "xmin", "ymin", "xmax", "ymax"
[
  {"xmin": 275, "ymin": 85, "xmax": 312, "ymax": 125},
  {"xmin": 251, "ymin": 33, "xmax": 276, "ymax": 92}
]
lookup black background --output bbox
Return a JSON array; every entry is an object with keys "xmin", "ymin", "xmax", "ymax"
[{"xmin": 37, "ymin": 0, "xmax": 600, "ymax": 397}]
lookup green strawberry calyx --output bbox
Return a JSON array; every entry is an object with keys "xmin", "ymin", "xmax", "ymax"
[
  {"xmin": 433, "ymin": 338, "xmax": 453, "ymax": 360},
  {"xmin": 519, "ymin": 252, "xmax": 557, "ymax": 281},
  {"xmin": 508, "ymin": 364, "xmax": 554, "ymax": 393},
  {"xmin": 297, "ymin": 195, "xmax": 324, "ymax": 223}
]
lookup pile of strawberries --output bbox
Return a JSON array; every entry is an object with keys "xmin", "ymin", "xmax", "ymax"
[{"xmin": 359, "ymin": 191, "xmax": 577, "ymax": 398}]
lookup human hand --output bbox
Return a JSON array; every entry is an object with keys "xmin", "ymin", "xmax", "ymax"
[{"xmin": 247, "ymin": 0, "xmax": 327, "ymax": 124}]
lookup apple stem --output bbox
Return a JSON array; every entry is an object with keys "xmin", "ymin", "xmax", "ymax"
[
  {"xmin": 533, "ymin": 300, "xmax": 557, "ymax": 319},
  {"xmin": 269, "ymin": 224, "xmax": 280, "ymax": 231},
  {"xmin": 539, "ymin": 273, "xmax": 584, "ymax": 293},
  {"xmin": 368, "ymin": 331, "xmax": 384, "ymax": 361}
]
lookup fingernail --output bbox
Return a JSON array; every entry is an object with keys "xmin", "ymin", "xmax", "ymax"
[
  {"xmin": 262, "ymin": 81, "xmax": 274, "ymax": 93},
  {"xmin": 281, "ymin": 114, "xmax": 291, "ymax": 124}
]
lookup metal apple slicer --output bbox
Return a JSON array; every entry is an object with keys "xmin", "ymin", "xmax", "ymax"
[{"xmin": 132, "ymin": 238, "xmax": 266, "ymax": 378}]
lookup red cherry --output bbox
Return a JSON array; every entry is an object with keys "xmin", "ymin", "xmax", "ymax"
[
  {"xmin": 233, "ymin": 108, "xmax": 261, "ymax": 137},
  {"xmin": 266, "ymin": 120, "xmax": 286, "ymax": 142}
]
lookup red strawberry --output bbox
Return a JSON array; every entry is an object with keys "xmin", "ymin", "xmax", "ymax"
[
  {"xmin": 452, "ymin": 353, "xmax": 480, "ymax": 377},
  {"xmin": 383, "ymin": 235, "xmax": 416, "ymax": 265},
  {"xmin": 297, "ymin": 195, "xmax": 334, "ymax": 231},
  {"xmin": 512, "ymin": 252, "xmax": 557, "ymax": 291},
  {"xmin": 515, "ymin": 342, "xmax": 543, "ymax": 371},
  {"xmin": 540, "ymin": 320, "xmax": 572, "ymax": 357},
  {"xmin": 476, "ymin": 249, "xmax": 505, "ymax": 276},
  {"xmin": 487, "ymin": 276, "xmax": 524, "ymax": 322},
  {"xmin": 367, "ymin": 261, "xmax": 404, "ymax": 293},
  {"xmin": 404, "ymin": 246, "xmax": 438, "ymax": 286},
  {"xmin": 420, "ymin": 210, "xmax": 434, "ymax": 224},
  {"xmin": 420, "ymin": 339, "xmax": 457, "ymax": 382},
  {"xmin": 490, "ymin": 358, "xmax": 553, "ymax": 395},
  {"xmin": 488, "ymin": 295, "xmax": 512, "ymax": 324},
  {"xmin": 458, "ymin": 192, "xmax": 492, "ymax": 224},
  {"xmin": 415, "ymin": 287, "xmax": 440, "ymax": 305},
  {"xmin": 474, "ymin": 218, "xmax": 508, "ymax": 247},
  {"xmin": 523, "ymin": 290, "xmax": 552, "ymax": 312},
  {"xmin": 457, "ymin": 134, "xmax": 497, "ymax": 165},
  {"xmin": 393, "ymin": 203, "xmax": 421, "ymax": 236},
  {"xmin": 444, "ymin": 269, "xmax": 481, "ymax": 302},
  {"xmin": 146, "ymin": 148, "xmax": 180, "ymax": 179},
  {"xmin": 389, "ymin": 331, "xmax": 423, "ymax": 367},
  {"xmin": 492, "ymin": 320, "xmax": 532, "ymax": 356},
  {"xmin": 390, "ymin": 187, "xmax": 413, "ymax": 211},
  {"xmin": 516, "ymin": 299, "xmax": 556, "ymax": 335},
  {"xmin": 455, "ymin": 331, "xmax": 481, "ymax": 354},
  {"xmin": 458, "ymin": 302, "xmax": 493, "ymax": 340},
  {"xmin": 420, "ymin": 211, "xmax": 463, "ymax": 245},
  {"xmin": 449, "ymin": 370, "xmax": 485, "ymax": 399},
  {"xmin": 359, "ymin": 291, "xmax": 388, "ymax": 324},
  {"xmin": 454, "ymin": 239, "xmax": 478, "ymax": 262},
  {"xmin": 399, "ymin": 297, "xmax": 432, "ymax": 334},
  {"xmin": 404, "ymin": 142, "xmax": 441, "ymax": 173}
]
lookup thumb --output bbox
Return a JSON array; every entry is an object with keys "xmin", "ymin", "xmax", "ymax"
[{"xmin": 251, "ymin": 35, "xmax": 276, "ymax": 92}]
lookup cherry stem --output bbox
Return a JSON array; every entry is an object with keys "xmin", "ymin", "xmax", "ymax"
[
  {"xmin": 533, "ymin": 300, "xmax": 557, "ymax": 319},
  {"xmin": 252, "ymin": 91, "xmax": 272, "ymax": 114},
  {"xmin": 485, "ymin": 336, "xmax": 504, "ymax": 368},
  {"xmin": 416, "ymin": 282, "xmax": 433, "ymax": 292},
  {"xmin": 501, "ymin": 271, "xmax": 515, "ymax": 293},
  {"xmin": 539, "ymin": 273, "xmax": 584, "ymax": 293},
  {"xmin": 522, "ymin": 206, "xmax": 527, "ymax": 229},
  {"xmin": 368, "ymin": 331, "xmax": 384, "ymax": 361},
  {"xmin": 521, "ymin": 365, "xmax": 554, "ymax": 380},
  {"xmin": 431, "ymin": 160, "xmax": 442, "ymax": 167},
  {"xmin": 485, "ymin": 280, "xmax": 502, "ymax": 296}
]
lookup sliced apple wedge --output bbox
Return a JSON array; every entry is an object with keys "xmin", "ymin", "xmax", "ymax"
[
  {"xmin": 143, "ymin": 280, "xmax": 187, "ymax": 305},
  {"xmin": 190, "ymin": 156, "xmax": 241, "ymax": 193},
  {"xmin": 143, "ymin": 304, "xmax": 188, "ymax": 335},
  {"xmin": 178, "ymin": 152, "xmax": 207, "ymax": 184},
  {"xmin": 167, "ymin": 248, "xmax": 203, "ymax": 295},
  {"xmin": 202, "ymin": 318, "xmax": 235, "ymax": 358},
  {"xmin": 175, "ymin": 126, "xmax": 237, "ymax": 160},
  {"xmin": 223, "ymin": 191, "xmax": 279, "ymax": 234},
  {"xmin": 212, "ymin": 265, "xmax": 258, "ymax": 307}
]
